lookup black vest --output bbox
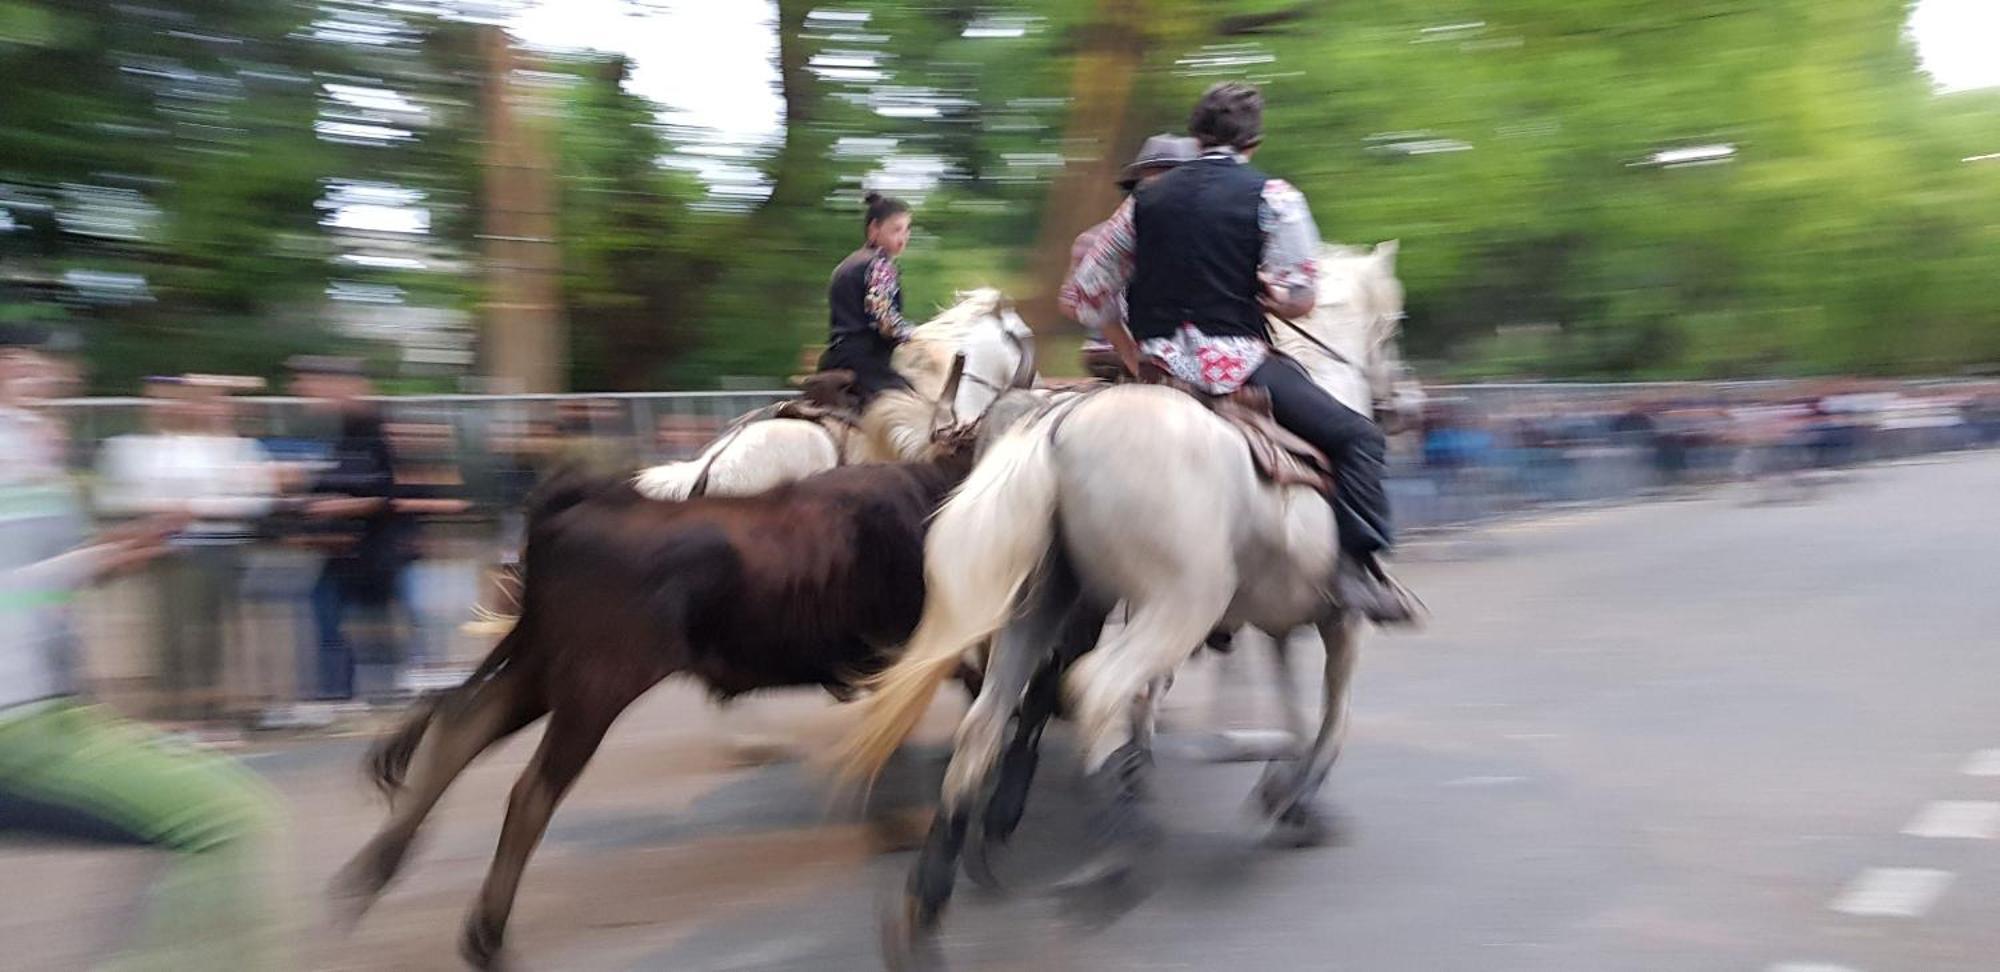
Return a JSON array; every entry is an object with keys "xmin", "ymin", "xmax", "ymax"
[
  {"xmin": 827, "ymin": 246, "xmax": 899, "ymax": 350},
  {"xmin": 1127, "ymin": 156, "xmax": 1269, "ymax": 342}
]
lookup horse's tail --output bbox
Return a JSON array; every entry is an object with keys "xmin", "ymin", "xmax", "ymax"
[
  {"xmin": 368, "ymin": 590, "xmax": 525, "ymax": 799},
  {"xmin": 833, "ymin": 424, "xmax": 1060, "ymax": 785}
]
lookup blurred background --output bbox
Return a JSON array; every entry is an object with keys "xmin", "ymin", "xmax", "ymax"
[
  {"xmin": 4, "ymin": 0, "xmax": 2000, "ymax": 394},
  {"xmin": 7, "ymin": 2, "xmax": 2000, "ymax": 969}
]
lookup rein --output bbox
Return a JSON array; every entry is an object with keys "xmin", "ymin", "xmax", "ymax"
[{"xmin": 1270, "ymin": 314, "xmax": 1355, "ymax": 368}]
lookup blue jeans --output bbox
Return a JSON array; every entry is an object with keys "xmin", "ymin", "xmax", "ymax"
[
  {"xmin": 310, "ymin": 567, "xmax": 396, "ymax": 700},
  {"xmin": 309, "ymin": 569, "xmax": 352, "ymax": 700}
]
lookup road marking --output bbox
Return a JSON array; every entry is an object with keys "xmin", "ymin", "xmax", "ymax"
[
  {"xmin": 1768, "ymin": 964, "xmax": 1860, "ymax": 972},
  {"xmin": 1441, "ymin": 775, "xmax": 1527, "ymax": 787},
  {"xmin": 1960, "ymin": 749, "xmax": 2000, "ymax": 777},
  {"xmin": 1901, "ymin": 801, "xmax": 2000, "ymax": 840},
  {"xmin": 1828, "ymin": 868, "xmax": 1954, "ymax": 917}
]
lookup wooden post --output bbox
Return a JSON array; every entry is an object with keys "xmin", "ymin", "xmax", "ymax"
[{"xmin": 480, "ymin": 25, "xmax": 564, "ymax": 393}]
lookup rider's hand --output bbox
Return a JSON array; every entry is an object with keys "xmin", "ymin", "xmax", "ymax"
[
  {"xmin": 1259, "ymin": 271, "xmax": 1312, "ymax": 320},
  {"xmin": 1258, "ymin": 272, "xmax": 1289, "ymax": 313}
]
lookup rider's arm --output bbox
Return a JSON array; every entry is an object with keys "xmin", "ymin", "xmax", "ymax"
[
  {"xmin": 865, "ymin": 253, "xmax": 914, "ymax": 343},
  {"xmin": 1259, "ymin": 179, "xmax": 1321, "ymax": 320},
  {"xmin": 1062, "ymin": 199, "xmax": 1136, "ymax": 338}
]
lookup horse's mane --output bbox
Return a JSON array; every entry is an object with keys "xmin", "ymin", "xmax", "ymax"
[
  {"xmin": 1311, "ymin": 244, "xmax": 1403, "ymax": 349},
  {"xmin": 861, "ymin": 388, "xmax": 942, "ymax": 463},
  {"xmin": 904, "ymin": 287, "xmax": 1007, "ymax": 348},
  {"xmin": 895, "ymin": 287, "xmax": 1011, "ymax": 387}
]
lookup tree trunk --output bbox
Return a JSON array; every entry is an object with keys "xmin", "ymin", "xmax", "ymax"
[
  {"xmin": 1018, "ymin": 0, "xmax": 1152, "ymax": 334},
  {"xmin": 480, "ymin": 25, "xmax": 565, "ymax": 393}
]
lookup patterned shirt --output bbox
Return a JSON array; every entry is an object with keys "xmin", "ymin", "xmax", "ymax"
[
  {"xmin": 1062, "ymin": 148, "xmax": 1323, "ymax": 393},
  {"xmin": 864, "ymin": 250, "xmax": 913, "ymax": 342},
  {"xmin": 1061, "ymin": 219, "xmax": 1110, "ymax": 341}
]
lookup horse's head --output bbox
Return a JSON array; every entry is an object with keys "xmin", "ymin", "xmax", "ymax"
[
  {"xmin": 897, "ymin": 287, "xmax": 1039, "ymax": 431},
  {"xmin": 1282, "ymin": 241, "xmax": 1419, "ymax": 427}
]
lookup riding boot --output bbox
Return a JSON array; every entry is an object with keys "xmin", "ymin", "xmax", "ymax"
[{"xmin": 1333, "ymin": 553, "xmax": 1421, "ymax": 626}]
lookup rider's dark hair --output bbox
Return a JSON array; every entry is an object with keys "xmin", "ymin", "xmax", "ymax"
[
  {"xmin": 1188, "ymin": 81, "xmax": 1264, "ymax": 151},
  {"xmin": 862, "ymin": 191, "xmax": 910, "ymax": 236}
]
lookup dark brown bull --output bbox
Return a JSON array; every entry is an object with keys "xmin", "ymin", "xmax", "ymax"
[{"xmin": 331, "ymin": 458, "xmax": 967, "ymax": 968}]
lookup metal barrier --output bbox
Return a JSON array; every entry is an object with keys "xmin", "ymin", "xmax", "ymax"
[{"xmin": 45, "ymin": 380, "xmax": 1993, "ymax": 715}]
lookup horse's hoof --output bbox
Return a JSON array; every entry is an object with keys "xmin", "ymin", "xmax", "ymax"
[
  {"xmin": 1253, "ymin": 761, "xmax": 1302, "ymax": 820},
  {"xmin": 459, "ymin": 912, "xmax": 506, "ymax": 970},
  {"xmin": 1051, "ymin": 852, "xmax": 1150, "ymax": 932},
  {"xmin": 878, "ymin": 890, "xmax": 945, "ymax": 972},
  {"xmin": 1263, "ymin": 803, "xmax": 1338, "ymax": 849},
  {"xmin": 961, "ymin": 830, "xmax": 1010, "ymax": 896}
]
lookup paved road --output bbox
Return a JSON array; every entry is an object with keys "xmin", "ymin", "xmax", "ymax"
[{"xmin": 8, "ymin": 451, "xmax": 1999, "ymax": 971}]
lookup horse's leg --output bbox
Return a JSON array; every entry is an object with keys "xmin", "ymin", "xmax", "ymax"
[
  {"xmin": 1258, "ymin": 612, "xmax": 1363, "ymax": 846},
  {"xmin": 333, "ymin": 668, "xmax": 545, "ymax": 922},
  {"xmin": 1059, "ymin": 591, "xmax": 1228, "ymax": 887},
  {"xmin": 460, "ymin": 701, "xmax": 623, "ymax": 969},
  {"xmin": 1267, "ymin": 629, "xmax": 1311, "ymax": 748},
  {"xmin": 900, "ymin": 567, "xmax": 1082, "ymax": 935},
  {"xmin": 965, "ymin": 595, "xmax": 1108, "ymax": 892}
]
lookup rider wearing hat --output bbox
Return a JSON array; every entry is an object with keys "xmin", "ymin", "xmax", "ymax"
[
  {"xmin": 1062, "ymin": 134, "xmax": 1198, "ymax": 379},
  {"xmin": 1063, "ymin": 82, "xmax": 1417, "ymax": 624}
]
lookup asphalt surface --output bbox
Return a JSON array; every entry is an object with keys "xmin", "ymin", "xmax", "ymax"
[{"xmin": 7, "ymin": 450, "xmax": 1999, "ymax": 971}]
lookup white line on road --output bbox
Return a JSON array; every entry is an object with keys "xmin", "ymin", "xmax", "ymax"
[
  {"xmin": 1828, "ymin": 868, "xmax": 1954, "ymax": 917},
  {"xmin": 1901, "ymin": 801, "xmax": 2000, "ymax": 840},
  {"xmin": 1768, "ymin": 964, "xmax": 1860, "ymax": 972},
  {"xmin": 1960, "ymin": 749, "xmax": 2000, "ymax": 777}
]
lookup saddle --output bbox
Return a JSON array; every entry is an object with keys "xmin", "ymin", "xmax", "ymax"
[
  {"xmin": 1150, "ymin": 365, "xmax": 1334, "ymax": 494},
  {"xmin": 789, "ymin": 368, "xmax": 865, "ymax": 417},
  {"xmin": 687, "ymin": 371, "xmax": 865, "ymax": 498},
  {"xmin": 1070, "ymin": 358, "xmax": 1334, "ymax": 494}
]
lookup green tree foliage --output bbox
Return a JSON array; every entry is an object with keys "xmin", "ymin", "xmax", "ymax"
[{"xmin": 3, "ymin": 0, "xmax": 1997, "ymax": 390}]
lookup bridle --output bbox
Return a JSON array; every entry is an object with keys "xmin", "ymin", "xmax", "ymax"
[{"xmin": 951, "ymin": 320, "xmax": 1039, "ymax": 396}]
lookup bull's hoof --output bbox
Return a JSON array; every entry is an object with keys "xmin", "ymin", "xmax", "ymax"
[
  {"xmin": 961, "ymin": 828, "xmax": 1010, "ymax": 895},
  {"xmin": 327, "ymin": 843, "xmax": 400, "ymax": 933},
  {"xmin": 878, "ymin": 889, "xmax": 945, "ymax": 972},
  {"xmin": 724, "ymin": 734, "xmax": 800, "ymax": 767},
  {"xmin": 327, "ymin": 867, "xmax": 378, "ymax": 933},
  {"xmin": 864, "ymin": 806, "xmax": 930, "ymax": 854},
  {"xmin": 459, "ymin": 912, "xmax": 506, "ymax": 970}
]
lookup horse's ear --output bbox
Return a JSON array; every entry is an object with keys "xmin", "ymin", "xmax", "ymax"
[{"xmin": 1374, "ymin": 240, "xmax": 1400, "ymax": 269}]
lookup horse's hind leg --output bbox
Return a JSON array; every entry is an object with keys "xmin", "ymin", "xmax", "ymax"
[
  {"xmin": 964, "ymin": 594, "xmax": 1107, "ymax": 892},
  {"xmin": 1058, "ymin": 590, "xmax": 1228, "ymax": 887},
  {"xmin": 333, "ymin": 668, "xmax": 545, "ymax": 922},
  {"xmin": 904, "ymin": 564, "xmax": 1096, "ymax": 936},
  {"xmin": 460, "ymin": 700, "xmax": 622, "ymax": 969},
  {"xmin": 1258, "ymin": 613, "xmax": 1363, "ymax": 845}
]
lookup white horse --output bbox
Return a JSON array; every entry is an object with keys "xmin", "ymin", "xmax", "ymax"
[
  {"xmin": 633, "ymin": 288, "xmax": 1036, "ymax": 500},
  {"xmin": 835, "ymin": 242, "xmax": 1411, "ymax": 958}
]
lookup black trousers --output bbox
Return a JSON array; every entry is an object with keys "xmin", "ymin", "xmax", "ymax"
[
  {"xmin": 819, "ymin": 337, "xmax": 912, "ymax": 405},
  {"xmin": 1244, "ymin": 354, "xmax": 1392, "ymax": 556}
]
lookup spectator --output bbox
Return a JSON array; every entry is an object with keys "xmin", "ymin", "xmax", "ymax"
[
  {"xmin": 0, "ymin": 324, "xmax": 285, "ymax": 970},
  {"xmin": 95, "ymin": 376, "xmax": 276, "ymax": 723},
  {"xmin": 289, "ymin": 356, "xmax": 404, "ymax": 703},
  {"xmin": 386, "ymin": 422, "xmax": 472, "ymax": 693}
]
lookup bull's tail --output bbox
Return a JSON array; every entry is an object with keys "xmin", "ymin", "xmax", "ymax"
[
  {"xmin": 368, "ymin": 593, "xmax": 524, "ymax": 798},
  {"xmin": 832, "ymin": 423, "xmax": 1061, "ymax": 785}
]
